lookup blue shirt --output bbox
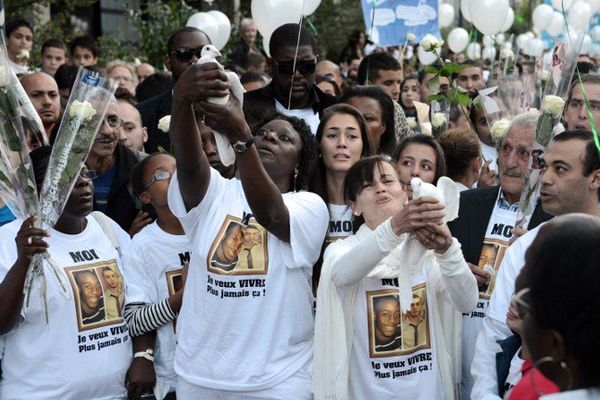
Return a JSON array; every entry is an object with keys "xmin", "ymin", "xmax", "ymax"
[
  {"xmin": 0, "ymin": 204, "xmax": 15, "ymax": 226},
  {"xmin": 93, "ymin": 163, "xmax": 118, "ymax": 213}
]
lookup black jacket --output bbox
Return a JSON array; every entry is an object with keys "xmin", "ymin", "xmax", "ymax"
[
  {"xmin": 97, "ymin": 143, "xmax": 142, "ymax": 233},
  {"xmin": 137, "ymin": 91, "xmax": 172, "ymax": 154},
  {"xmin": 447, "ymin": 186, "xmax": 552, "ymax": 265},
  {"xmin": 243, "ymin": 82, "xmax": 337, "ymax": 132}
]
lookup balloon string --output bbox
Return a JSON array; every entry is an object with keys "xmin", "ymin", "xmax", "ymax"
[
  {"xmin": 365, "ymin": 3, "xmax": 377, "ymax": 84},
  {"xmin": 287, "ymin": 0, "xmax": 306, "ymax": 109}
]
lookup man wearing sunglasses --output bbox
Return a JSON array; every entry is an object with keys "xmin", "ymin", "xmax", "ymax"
[
  {"xmin": 137, "ymin": 27, "xmax": 211, "ymax": 153},
  {"xmin": 243, "ymin": 23, "xmax": 336, "ymax": 134}
]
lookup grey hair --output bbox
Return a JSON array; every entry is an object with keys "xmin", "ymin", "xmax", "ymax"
[
  {"xmin": 501, "ymin": 110, "xmax": 540, "ymax": 147},
  {"xmin": 105, "ymin": 59, "xmax": 138, "ymax": 88},
  {"xmin": 240, "ymin": 18, "xmax": 255, "ymax": 30}
]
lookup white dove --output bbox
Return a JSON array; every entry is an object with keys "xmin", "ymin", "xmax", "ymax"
[
  {"xmin": 396, "ymin": 0, "xmax": 437, "ymax": 27},
  {"xmin": 368, "ymin": 176, "xmax": 459, "ymax": 313},
  {"xmin": 196, "ymin": 44, "xmax": 244, "ymax": 167}
]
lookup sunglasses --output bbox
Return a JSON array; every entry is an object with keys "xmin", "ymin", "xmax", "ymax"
[
  {"xmin": 273, "ymin": 58, "xmax": 317, "ymax": 76},
  {"xmin": 170, "ymin": 47, "xmax": 203, "ymax": 62},
  {"xmin": 143, "ymin": 169, "xmax": 172, "ymax": 191},
  {"xmin": 510, "ymin": 287, "xmax": 532, "ymax": 319}
]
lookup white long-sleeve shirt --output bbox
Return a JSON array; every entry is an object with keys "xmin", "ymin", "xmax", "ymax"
[{"xmin": 470, "ymin": 226, "xmax": 543, "ymax": 400}]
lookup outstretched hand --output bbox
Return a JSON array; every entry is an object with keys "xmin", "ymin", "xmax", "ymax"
[
  {"xmin": 390, "ymin": 196, "xmax": 446, "ymax": 237},
  {"xmin": 194, "ymin": 95, "xmax": 251, "ymax": 143},
  {"xmin": 173, "ymin": 62, "xmax": 230, "ymax": 104}
]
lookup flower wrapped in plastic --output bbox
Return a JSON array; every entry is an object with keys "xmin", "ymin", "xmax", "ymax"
[
  {"xmin": 430, "ymin": 99, "xmax": 449, "ymax": 138},
  {"xmin": 23, "ymin": 67, "xmax": 117, "ymax": 314},
  {"xmin": 0, "ymin": 60, "xmax": 39, "ymax": 221},
  {"xmin": 516, "ymin": 36, "xmax": 583, "ymax": 228}
]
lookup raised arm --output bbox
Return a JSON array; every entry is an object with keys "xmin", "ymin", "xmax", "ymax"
[
  {"xmin": 170, "ymin": 63, "xmax": 230, "ymax": 212},
  {"xmin": 0, "ymin": 216, "xmax": 49, "ymax": 335},
  {"xmin": 195, "ymin": 98, "xmax": 292, "ymax": 242}
]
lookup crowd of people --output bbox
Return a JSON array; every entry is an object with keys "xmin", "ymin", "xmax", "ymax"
[{"xmin": 0, "ymin": 14, "xmax": 599, "ymax": 400}]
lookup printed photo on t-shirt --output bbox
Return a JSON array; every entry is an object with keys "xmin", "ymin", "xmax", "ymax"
[
  {"xmin": 166, "ymin": 268, "xmax": 183, "ymax": 332},
  {"xmin": 367, "ymin": 284, "xmax": 431, "ymax": 358},
  {"xmin": 65, "ymin": 260, "xmax": 124, "ymax": 332},
  {"xmin": 207, "ymin": 215, "xmax": 269, "ymax": 275},
  {"xmin": 477, "ymin": 239, "xmax": 508, "ymax": 298}
]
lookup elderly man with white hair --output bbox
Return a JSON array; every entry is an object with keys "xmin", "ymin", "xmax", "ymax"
[
  {"xmin": 447, "ymin": 111, "xmax": 553, "ymax": 400},
  {"xmin": 231, "ymin": 18, "xmax": 258, "ymax": 69},
  {"xmin": 106, "ymin": 60, "xmax": 138, "ymax": 98}
]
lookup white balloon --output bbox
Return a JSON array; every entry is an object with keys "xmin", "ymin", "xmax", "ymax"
[
  {"xmin": 529, "ymin": 38, "xmax": 544, "ymax": 57},
  {"xmin": 262, "ymin": 32, "xmax": 272, "ymax": 57},
  {"xmin": 581, "ymin": 34, "xmax": 592, "ymax": 54},
  {"xmin": 525, "ymin": 31, "xmax": 535, "ymax": 40},
  {"xmin": 591, "ymin": 43, "xmax": 600, "ymax": 56},
  {"xmin": 482, "ymin": 35, "xmax": 494, "ymax": 47},
  {"xmin": 482, "ymin": 46, "xmax": 497, "ymax": 60},
  {"xmin": 470, "ymin": 0, "xmax": 509, "ymax": 35},
  {"xmin": 447, "ymin": 27, "xmax": 469, "ymax": 53},
  {"xmin": 516, "ymin": 33, "xmax": 528, "ymax": 49},
  {"xmin": 206, "ymin": 10, "xmax": 232, "ymax": 50},
  {"xmin": 302, "ymin": 0, "xmax": 321, "ymax": 16},
  {"xmin": 591, "ymin": 25, "xmax": 600, "ymax": 41},
  {"xmin": 501, "ymin": 8, "xmax": 514, "ymax": 32},
  {"xmin": 466, "ymin": 42, "xmax": 482, "ymax": 60},
  {"xmin": 461, "ymin": 0, "xmax": 472, "ymax": 22},
  {"xmin": 417, "ymin": 45, "xmax": 440, "ymax": 65},
  {"xmin": 532, "ymin": 4, "xmax": 554, "ymax": 31},
  {"xmin": 251, "ymin": 0, "xmax": 303, "ymax": 38},
  {"xmin": 186, "ymin": 13, "xmax": 219, "ymax": 44},
  {"xmin": 552, "ymin": 0, "xmax": 573, "ymax": 10},
  {"xmin": 439, "ymin": 4, "xmax": 455, "ymax": 28},
  {"xmin": 546, "ymin": 12, "xmax": 565, "ymax": 37},
  {"xmin": 585, "ymin": 0, "xmax": 600, "ymax": 13},
  {"xmin": 568, "ymin": 2, "xmax": 592, "ymax": 31},
  {"xmin": 495, "ymin": 33, "xmax": 506, "ymax": 45}
]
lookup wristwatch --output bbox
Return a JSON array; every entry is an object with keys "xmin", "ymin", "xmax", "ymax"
[
  {"xmin": 232, "ymin": 137, "xmax": 255, "ymax": 153},
  {"xmin": 134, "ymin": 348, "xmax": 154, "ymax": 362}
]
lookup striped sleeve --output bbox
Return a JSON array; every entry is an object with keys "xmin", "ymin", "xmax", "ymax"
[{"xmin": 123, "ymin": 299, "xmax": 177, "ymax": 337}]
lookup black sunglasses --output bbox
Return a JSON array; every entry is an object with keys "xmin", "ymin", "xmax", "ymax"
[
  {"xmin": 273, "ymin": 58, "xmax": 317, "ymax": 76},
  {"xmin": 170, "ymin": 47, "xmax": 203, "ymax": 62}
]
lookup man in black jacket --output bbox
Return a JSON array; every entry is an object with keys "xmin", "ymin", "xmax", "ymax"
[
  {"xmin": 86, "ymin": 101, "xmax": 143, "ymax": 233},
  {"xmin": 243, "ymin": 23, "xmax": 336, "ymax": 134},
  {"xmin": 447, "ymin": 111, "xmax": 552, "ymax": 400},
  {"xmin": 137, "ymin": 27, "xmax": 211, "ymax": 153}
]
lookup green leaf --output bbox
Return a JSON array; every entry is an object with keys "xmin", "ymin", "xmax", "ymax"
[
  {"xmin": 424, "ymin": 66, "xmax": 438, "ymax": 74},
  {"xmin": 427, "ymin": 94, "xmax": 446, "ymax": 103}
]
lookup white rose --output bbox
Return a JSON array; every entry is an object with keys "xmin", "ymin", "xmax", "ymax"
[
  {"xmin": 491, "ymin": 118, "xmax": 511, "ymax": 142},
  {"xmin": 500, "ymin": 48, "xmax": 514, "ymax": 60},
  {"xmin": 0, "ymin": 66, "xmax": 11, "ymax": 87},
  {"xmin": 420, "ymin": 34, "xmax": 443, "ymax": 52},
  {"xmin": 541, "ymin": 95, "xmax": 565, "ymax": 118},
  {"xmin": 539, "ymin": 70, "xmax": 550, "ymax": 81},
  {"xmin": 406, "ymin": 117, "xmax": 417, "ymax": 129},
  {"xmin": 16, "ymin": 49, "xmax": 30, "ymax": 61},
  {"xmin": 69, "ymin": 100, "xmax": 97, "ymax": 121},
  {"xmin": 158, "ymin": 115, "xmax": 171, "ymax": 133},
  {"xmin": 431, "ymin": 112, "xmax": 447, "ymax": 128},
  {"xmin": 406, "ymin": 33, "xmax": 417, "ymax": 42}
]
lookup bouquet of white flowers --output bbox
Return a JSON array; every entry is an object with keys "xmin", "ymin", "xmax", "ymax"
[
  {"xmin": 516, "ymin": 37, "xmax": 582, "ymax": 228},
  {"xmin": 24, "ymin": 67, "xmax": 117, "ymax": 318}
]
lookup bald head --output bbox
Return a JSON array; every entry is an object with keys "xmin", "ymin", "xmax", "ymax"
[
  {"xmin": 316, "ymin": 60, "xmax": 343, "ymax": 91},
  {"xmin": 20, "ymin": 72, "xmax": 61, "ymax": 131},
  {"xmin": 117, "ymin": 100, "xmax": 147, "ymax": 152}
]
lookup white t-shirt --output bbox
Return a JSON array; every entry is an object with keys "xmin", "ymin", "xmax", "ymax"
[
  {"xmin": 326, "ymin": 203, "xmax": 353, "ymax": 244},
  {"xmin": 123, "ymin": 221, "xmax": 191, "ymax": 391},
  {"xmin": 167, "ymin": 168, "xmax": 328, "ymax": 391},
  {"xmin": 0, "ymin": 216, "xmax": 132, "ymax": 400},
  {"xmin": 348, "ymin": 273, "xmax": 443, "ymax": 400},
  {"xmin": 461, "ymin": 198, "xmax": 518, "ymax": 398},
  {"xmin": 504, "ymin": 349, "xmax": 525, "ymax": 394},
  {"xmin": 275, "ymin": 100, "xmax": 320, "ymax": 134}
]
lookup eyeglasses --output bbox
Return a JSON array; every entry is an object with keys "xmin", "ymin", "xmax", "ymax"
[
  {"xmin": 170, "ymin": 47, "xmax": 203, "ymax": 62},
  {"xmin": 273, "ymin": 58, "xmax": 317, "ymax": 76},
  {"xmin": 143, "ymin": 169, "xmax": 172, "ymax": 191},
  {"xmin": 105, "ymin": 115, "xmax": 121, "ymax": 128},
  {"xmin": 80, "ymin": 168, "xmax": 97, "ymax": 180},
  {"xmin": 511, "ymin": 287, "xmax": 532, "ymax": 318}
]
